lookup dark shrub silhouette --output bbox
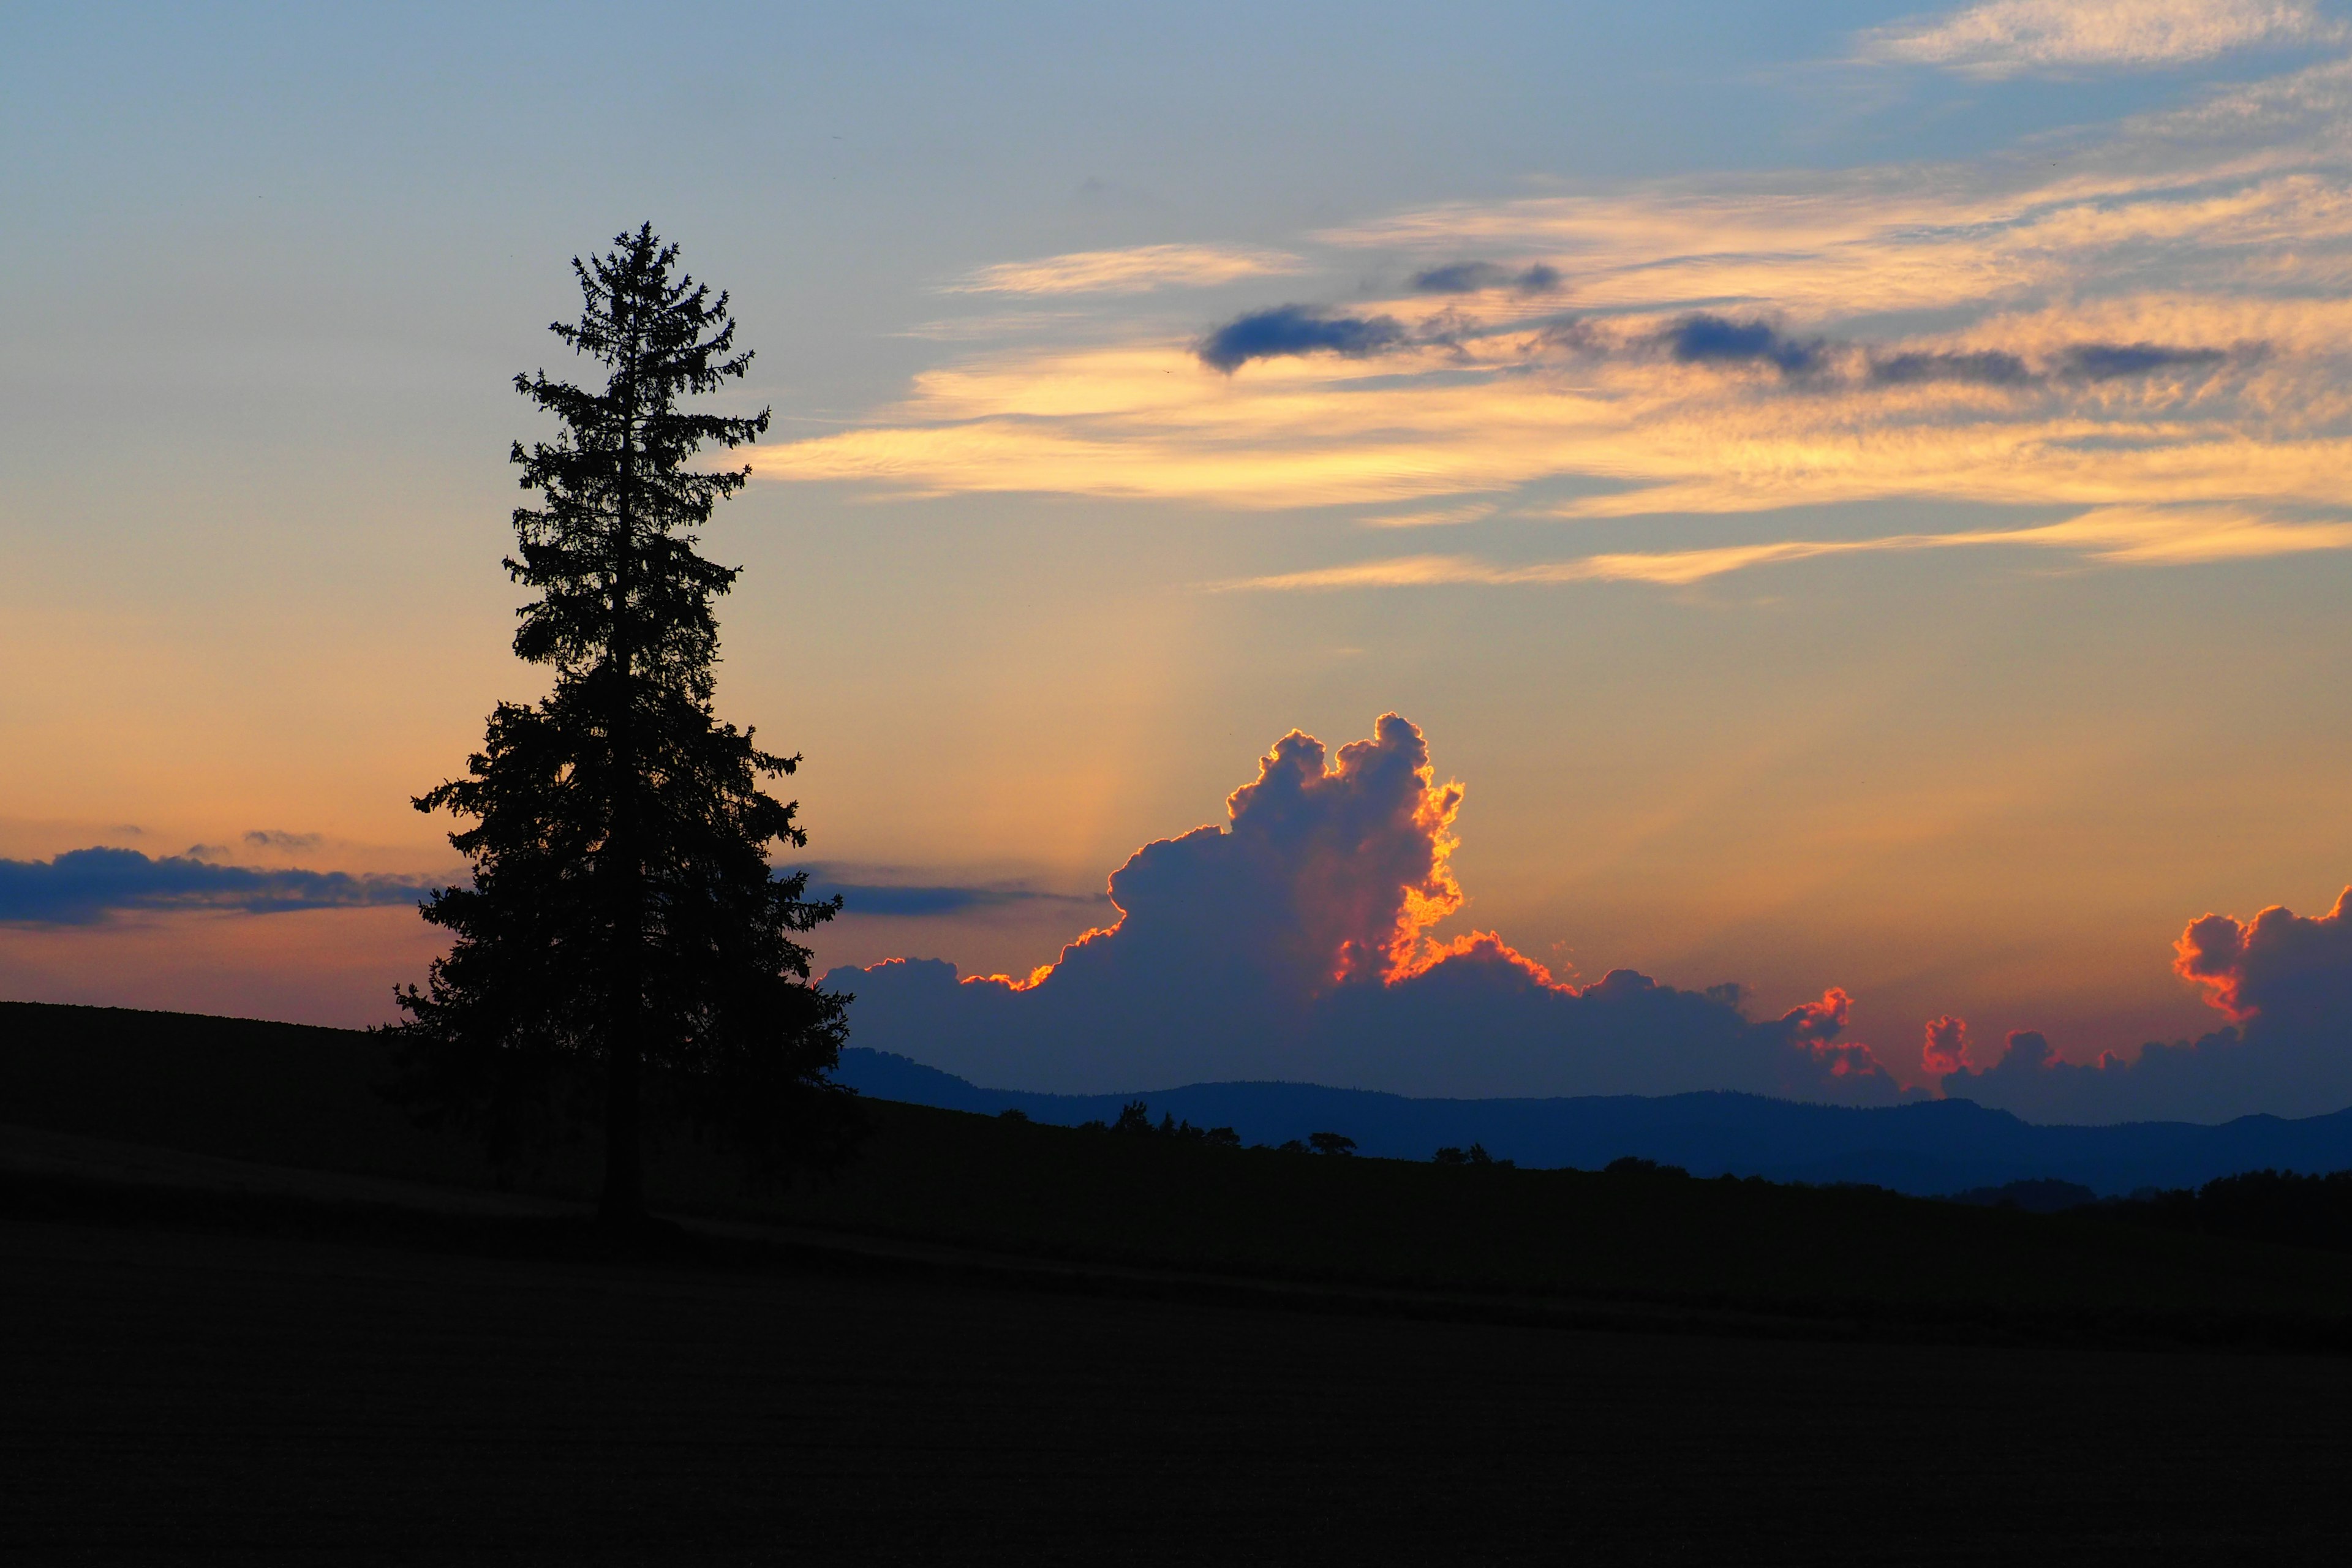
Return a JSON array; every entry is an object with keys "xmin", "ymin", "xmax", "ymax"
[
  {"xmin": 1308, "ymin": 1131, "xmax": 1357, "ymax": 1157},
  {"xmin": 390, "ymin": 226, "xmax": 851, "ymax": 1223},
  {"xmin": 1084, "ymin": 1100, "xmax": 1245, "ymax": 1147},
  {"xmin": 1947, "ymin": 1178, "xmax": 2098, "ymax": 1213},
  {"xmin": 2098, "ymin": 1167, "xmax": 2352, "ymax": 1253}
]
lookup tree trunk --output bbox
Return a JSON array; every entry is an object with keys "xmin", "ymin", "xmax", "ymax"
[{"xmin": 599, "ymin": 1031, "xmax": 644, "ymax": 1224}]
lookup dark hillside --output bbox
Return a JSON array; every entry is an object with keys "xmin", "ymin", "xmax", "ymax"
[
  {"xmin": 835, "ymin": 1046, "xmax": 2352, "ymax": 1194},
  {"xmin": 11, "ymin": 1000, "xmax": 2352, "ymax": 1340}
]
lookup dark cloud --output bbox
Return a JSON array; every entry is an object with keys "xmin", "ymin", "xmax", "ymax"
[
  {"xmin": 1929, "ymin": 888, "xmax": 2352, "ymax": 1123},
  {"xmin": 1196, "ymin": 305, "xmax": 1409, "ymax": 372},
  {"xmin": 1657, "ymin": 314, "xmax": 1828, "ymax": 376},
  {"xmin": 1867, "ymin": 349, "xmax": 2033, "ymax": 386},
  {"xmin": 1408, "ymin": 261, "xmax": 1563, "ymax": 295},
  {"xmin": 244, "ymin": 829, "xmax": 325, "ymax": 851},
  {"xmin": 2058, "ymin": 342, "xmax": 2228, "ymax": 381},
  {"xmin": 831, "ymin": 717, "xmax": 1902, "ymax": 1102},
  {"xmin": 799, "ymin": 865, "xmax": 1110, "ymax": 919},
  {"xmin": 0, "ymin": 846, "xmax": 442, "ymax": 926}
]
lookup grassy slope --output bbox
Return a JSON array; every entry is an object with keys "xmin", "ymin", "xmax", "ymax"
[{"xmin": 8, "ymin": 998, "xmax": 2352, "ymax": 1330}]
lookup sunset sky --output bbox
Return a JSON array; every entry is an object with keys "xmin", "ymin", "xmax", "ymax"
[{"xmin": 9, "ymin": 1, "xmax": 2352, "ymax": 1110}]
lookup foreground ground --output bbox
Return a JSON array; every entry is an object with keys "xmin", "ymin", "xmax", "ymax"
[
  {"xmin": 12, "ymin": 1000, "xmax": 2352, "ymax": 1560},
  {"xmin": 9, "ymin": 1204, "xmax": 2352, "ymax": 1566},
  {"xmin": 11, "ymin": 1000, "xmax": 2352, "ymax": 1337}
]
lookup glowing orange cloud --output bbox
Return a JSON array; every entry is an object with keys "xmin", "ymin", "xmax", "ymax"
[
  {"xmin": 2173, "ymin": 888, "xmax": 2352, "ymax": 1022},
  {"xmin": 1921, "ymin": 1014, "xmax": 1972, "ymax": 1076}
]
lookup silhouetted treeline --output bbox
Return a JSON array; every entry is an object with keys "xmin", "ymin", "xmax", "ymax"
[
  {"xmin": 1075, "ymin": 1100, "xmax": 1243, "ymax": 1147},
  {"xmin": 2094, "ymin": 1169, "xmax": 2352, "ymax": 1254},
  {"xmin": 1432, "ymin": 1143, "xmax": 1516, "ymax": 1169}
]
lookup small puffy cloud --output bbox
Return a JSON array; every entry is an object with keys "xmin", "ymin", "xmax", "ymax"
[
  {"xmin": 1408, "ymin": 261, "xmax": 1564, "ymax": 295},
  {"xmin": 244, "ymin": 829, "xmax": 324, "ymax": 851},
  {"xmin": 945, "ymin": 243, "xmax": 1305, "ymax": 295},
  {"xmin": 1922, "ymin": 1014, "xmax": 1972, "ymax": 1076},
  {"xmin": 1657, "ymin": 314, "xmax": 1829, "ymax": 377},
  {"xmin": 832, "ymin": 717, "xmax": 1901, "ymax": 1101},
  {"xmin": 1197, "ymin": 305, "xmax": 1411, "ymax": 372},
  {"xmin": 1860, "ymin": 0, "xmax": 2336, "ymax": 77},
  {"xmin": 1932, "ymin": 888, "xmax": 2352, "ymax": 1121},
  {"xmin": 0, "ymin": 846, "xmax": 440, "ymax": 927}
]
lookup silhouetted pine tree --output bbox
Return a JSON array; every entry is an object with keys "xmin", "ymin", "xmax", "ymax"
[{"xmin": 393, "ymin": 225, "xmax": 851, "ymax": 1222}]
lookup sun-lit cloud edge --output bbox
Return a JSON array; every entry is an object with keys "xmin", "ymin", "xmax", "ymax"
[
  {"xmin": 1855, "ymin": 0, "xmax": 2340, "ymax": 79},
  {"xmin": 941, "ymin": 243, "xmax": 1308, "ymax": 296},
  {"xmin": 1212, "ymin": 507, "xmax": 2352, "ymax": 591}
]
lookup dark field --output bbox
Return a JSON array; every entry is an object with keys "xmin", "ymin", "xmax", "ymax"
[
  {"xmin": 12, "ymin": 1000, "xmax": 2352, "ymax": 1335},
  {"xmin": 11, "ymin": 998, "xmax": 2352, "ymax": 1561},
  {"xmin": 10, "ymin": 1210, "xmax": 2352, "ymax": 1565}
]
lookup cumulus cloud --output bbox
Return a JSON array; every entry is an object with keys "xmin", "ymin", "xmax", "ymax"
[
  {"xmin": 0, "ymin": 846, "xmax": 440, "ymax": 926},
  {"xmin": 832, "ymin": 717, "xmax": 1902, "ymax": 1101},
  {"xmin": 1922, "ymin": 1014, "xmax": 1972, "ymax": 1076},
  {"xmin": 1860, "ymin": 0, "xmax": 2337, "ymax": 77},
  {"xmin": 1196, "ymin": 305, "xmax": 1411, "ymax": 372},
  {"xmin": 1924, "ymin": 888, "xmax": 2352, "ymax": 1121},
  {"xmin": 2173, "ymin": 886, "xmax": 2352, "ymax": 1031},
  {"xmin": 944, "ymin": 243, "xmax": 1305, "ymax": 295}
]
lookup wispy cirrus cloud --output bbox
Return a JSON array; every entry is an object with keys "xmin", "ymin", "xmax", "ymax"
[
  {"xmin": 798, "ymin": 862, "xmax": 1110, "ymax": 918},
  {"xmin": 1218, "ymin": 507, "xmax": 2352, "ymax": 592},
  {"xmin": 754, "ymin": 56, "xmax": 2352, "ymax": 581},
  {"xmin": 942, "ymin": 243, "xmax": 1306, "ymax": 296},
  {"xmin": 1858, "ymin": 0, "xmax": 2339, "ymax": 78}
]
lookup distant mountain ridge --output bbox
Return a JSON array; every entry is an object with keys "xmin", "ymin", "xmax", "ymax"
[{"xmin": 834, "ymin": 1047, "xmax": 2352, "ymax": 1196}]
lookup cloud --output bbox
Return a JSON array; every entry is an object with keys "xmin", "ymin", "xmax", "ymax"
[
  {"xmin": 944, "ymin": 244, "xmax": 1305, "ymax": 295},
  {"xmin": 2173, "ymin": 886, "xmax": 2352, "ymax": 1028},
  {"xmin": 1867, "ymin": 349, "xmax": 2035, "ymax": 386},
  {"xmin": 0, "ymin": 846, "xmax": 442, "ymax": 927},
  {"xmin": 243, "ymin": 829, "xmax": 324, "ymax": 851},
  {"xmin": 2056, "ymin": 341, "xmax": 2233, "ymax": 379},
  {"xmin": 1196, "ymin": 305, "xmax": 1411, "ymax": 372},
  {"xmin": 1925, "ymin": 888, "xmax": 2352, "ymax": 1121},
  {"xmin": 1922, "ymin": 1014, "xmax": 1972, "ymax": 1076},
  {"xmin": 1359, "ymin": 501, "xmax": 1496, "ymax": 528},
  {"xmin": 799, "ymin": 864, "xmax": 1110, "ymax": 919},
  {"xmin": 1408, "ymin": 261, "xmax": 1564, "ymax": 295},
  {"xmin": 752, "ymin": 57, "xmax": 2352, "ymax": 581},
  {"xmin": 831, "ymin": 717, "xmax": 1902, "ymax": 1101},
  {"xmin": 1218, "ymin": 507, "xmax": 2352, "ymax": 592},
  {"xmin": 1657, "ymin": 314, "xmax": 1828, "ymax": 377},
  {"xmin": 1858, "ymin": 0, "xmax": 2337, "ymax": 77}
]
